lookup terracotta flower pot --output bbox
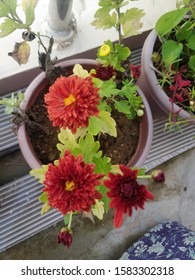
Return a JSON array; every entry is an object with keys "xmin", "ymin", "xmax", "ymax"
[
  {"xmin": 17, "ymin": 59, "xmax": 153, "ymax": 170},
  {"xmin": 140, "ymin": 29, "xmax": 195, "ymax": 123}
]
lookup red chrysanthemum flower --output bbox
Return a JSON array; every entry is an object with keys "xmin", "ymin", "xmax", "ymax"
[
  {"xmin": 44, "ymin": 75, "xmax": 100, "ymax": 133},
  {"xmin": 130, "ymin": 64, "xmax": 141, "ymax": 79},
  {"xmin": 57, "ymin": 227, "xmax": 73, "ymax": 249},
  {"xmin": 104, "ymin": 165, "xmax": 154, "ymax": 228},
  {"xmin": 43, "ymin": 150, "xmax": 103, "ymax": 215},
  {"xmin": 92, "ymin": 64, "xmax": 116, "ymax": 81}
]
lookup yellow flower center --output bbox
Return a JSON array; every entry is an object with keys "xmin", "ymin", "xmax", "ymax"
[
  {"xmin": 65, "ymin": 181, "xmax": 75, "ymax": 191},
  {"xmin": 99, "ymin": 44, "xmax": 111, "ymax": 56},
  {"xmin": 64, "ymin": 94, "xmax": 76, "ymax": 106}
]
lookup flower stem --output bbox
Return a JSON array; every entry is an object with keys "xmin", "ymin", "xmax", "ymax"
[
  {"xmin": 137, "ymin": 175, "xmax": 152, "ymax": 179},
  {"xmin": 67, "ymin": 211, "xmax": 73, "ymax": 230},
  {"xmin": 116, "ymin": 0, "xmax": 122, "ymax": 44}
]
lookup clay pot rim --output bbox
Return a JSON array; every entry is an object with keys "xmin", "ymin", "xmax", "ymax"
[{"xmin": 17, "ymin": 58, "xmax": 153, "ymax": 169}]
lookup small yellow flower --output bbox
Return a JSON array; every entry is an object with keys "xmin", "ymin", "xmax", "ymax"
[{"xmin": 99, "ymin": 44, "xmax": 111, "ymax": 56}]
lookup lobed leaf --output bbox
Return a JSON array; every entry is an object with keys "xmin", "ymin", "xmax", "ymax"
[
  {"xmin": 93, "ymin": 156, "xmax": 111, "ymax": 176},
  {"xmin": 30, "ymin": 165, "xmax": 48, "ymax": 183},
  {"xmin": 78, "ymin": 132, "xmax": 102, "ymax": 162},
  {"xmin": 114, "ymin": 100, "xmax": 130, "ymax": 114},
  {"xmin": 120, "ymin": 8, "xmax": 145, "ymax": 37},
  {"xmin": 0, "ymin": 18, "xmax": 24, "ymax": 38},
  {"xmin": 98, "ymin": 111, "xmax": 117, "ymax": 137},
  {"xmin": 22, "ymin": 0, "xmax": 39, "ymax": 26}
]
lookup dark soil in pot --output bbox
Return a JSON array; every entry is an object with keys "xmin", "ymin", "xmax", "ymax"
[{"xmin": 26, "ymin": 88, "xmax": 140, "ymax": 166}]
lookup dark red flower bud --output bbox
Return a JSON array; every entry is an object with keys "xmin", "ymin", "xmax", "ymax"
[
  {"xmin": 151, "ymin": 169, "xmax": 165, "ymax": 182},
  {"xmin": 92, "ymin": 64, "xmax": 116, "ymax": 81},
  {"xmin": 57, "ymin": 227, "xmax": 73, "ymax": 249},
  {"xmin": 130, "ymin": 64, "xmax": 141, "ymax": 79}
]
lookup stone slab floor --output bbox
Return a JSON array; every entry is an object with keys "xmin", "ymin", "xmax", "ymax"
[{"xmin": 0, "ymin": 147, "xmax": 195, "ymax": 260}]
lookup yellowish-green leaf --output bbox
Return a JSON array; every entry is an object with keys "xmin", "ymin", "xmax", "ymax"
[
  {"xmin": 39, "ymin": 192, "xmax": 48, "ymax": 203},
  {"xmin": 120, "ymin": 8, "xmax": 145, "ymax": 37},
  {"xmin": 57, "ymin": 128, "xmax": 80, "ymax": 155},
  {"xmin": 0, "ymin": 1, "xmax": 10, "ymax": 18},
  {"xmin": 7, "ymin": 0, "xmax": 17, "ymax": 14},
  {"xmin": 41, "ymin": 203, "xmax": 51, "ymax": 215},
  {"xmin": 99, "ymin": 111, "xmax": 117, "ymax": 137},
  {"xmin": 91, "ymin": 200, "xmax": 104, "ymax": 220},
  {"xmin": 92, "ymin": 11, "xmax": 117, "ymax": 30},
  {"xmin": 30, "ymin": 165, "xmax": 48, "ymax": 183},
  {"xmin": 110, "ymin": 164, "xmax": 122, "ymax": 174},
  {"xmin": 88, "ymin": 115, "xmax": 102, "ymax": 135},
  {"xmin": 0, "ymin": 18, "xmax": 24, "ymax": 37},
  {"xmin": 22, "ymin": 0, "xmax": 39, "ymax": 26},
  {"xmin": 73, "ymin": 64, "xmax": 89, "ymax": 78}
]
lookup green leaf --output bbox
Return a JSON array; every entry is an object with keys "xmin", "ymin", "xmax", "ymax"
[
  {"xmin": 7, "ymin": 0, "xmax": 17, "ymax": 15},
  {"xmin": 120, "ymin": 8, "xmax": 145, "ymax": 37},
  {"xmin": 137, "ymin": 167, "xmax": 147, "ymax": 176},
  {"xmin": 40, "ymin": 203, "xmax": 51, "ymax": 215},
  {"xmin": 115, "ymin": 44, "xmax": 131, "ymax": 61},
  {"xmin": 30, "ymin": 165, "xmax": 48, "ymax": 183},
  {"xmin": 114, "ymin": 100, "xmax": 130, "ymax": 114},
  {"xmin": 22, "ymin": 0, "xmax": 39, "ymax": 26},
  {"xmin": 0, "ymin": 92, "xmax": 24, "ymax": 114},
  {"xmin": 91, "ymin": 0, "xmax": 117, "ymax": 30},
  {"xmin": 189, "ymin": 55, "xmax": 195, "ymax": 71},
  {"xmin": 98, "ymin": 111, "xmax": 117, "ymax": 137},
  {"xmin": 92, "ymin": 10, "xmax": 117, "ymax": 29},
  {"xmin": 64, "ymin": 213, "xmax": 72, "ymax": 226},
  {"xmin": 176, "ymin": 21, "xmax": 193, "ymax": 42},
  {"xmin": 188, "ymin": 34, "xmax": 195, "ymax": 50},
  {"xmin": 0, "ymin": 1, "xmax": 10, "ymax": 18},
  {"xmin": 97, "ymin": 184, "xmax": 110, "ymax": 213},
  {"xmin": 155, "ymin": 8, "xmax": 189, "ymax": 37},
  {"xmin": 162, "ymin": 40, "xmax": 183, "ymax": 68},
  {"xmin": 88, "ymin": 115, "xmax": 102, "ymax": 135},
  {"xmin": 99, "ymin": 79, "xmax": 119, "ymax": 98},
  {"xmin": 0, "ymin": 18, "xmax": 23, "ymax": 37},
  {"xmin": 57, "ymin": 128, "xmax": 80, "ymax": 156},
  {"xmin": 127, "ymin": 107, "xmax": 137, "ymax": 119},
  {"xmin": 39, "ymin": 192, "xmax": 48, "ymax": 203},
  {"xmin": 78, "ymin": 132, "xmax": 102, "ymax": 162},
  {"xmin": 93, "ymin": 156, "xmax": 111, "ymax": 175},
  {"xmin": 1, "ymin": 0, "xmax": 18, "ymax": 19}
]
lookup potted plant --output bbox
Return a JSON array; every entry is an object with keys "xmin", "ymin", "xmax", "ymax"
[
  {"xmin": 140, "ymin": 0, "xmax": 195, "ymax": 129},
  {"xmin": 0, "ymin": 0, "xmax": 164, "ymax": 249}
]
